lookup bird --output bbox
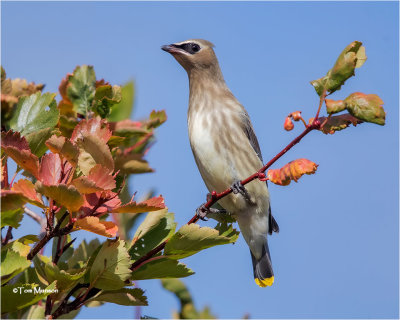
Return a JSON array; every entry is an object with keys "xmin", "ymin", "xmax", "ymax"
[{"xmin": 162, "ymin": 39, "xmax": 279, "ymax": 287}]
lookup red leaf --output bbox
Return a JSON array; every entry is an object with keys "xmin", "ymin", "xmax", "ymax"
[
  {"xmin": 112, "ymin": 195, "xmax": 165, "ymax": 214},
  {"xmin": 45, "ymin": 135, "xmax": 79, "ymax": 166},
  {"xmin": 74, "ymin": 216, "xmax": 118, "ymax": 237},
  {"xmin": 39, "ymin": 153, "xmax": 62, "ymax": 185},
  {"xmin": 71, "ymin": 117, "xmax": 112, "ymax": 143},
  {"xmin": 1, "ymin": 131, "xmax": 39, "ymax": 178},
  {"xmin": 12, "ymin": 179, "xmax": 44, "ymax": 207},
  {"xmin": 80, "ymin": 191, "xmax": 121, "ymax": 217},
  {"xmin": 72, "ymin": 165, "xmax": 116, "ymax": 194},
  {"xmin": 319, "ymin": 114, "xmax": 363, "ymax": 134},
  {"xmin": 267, "ymin": 159, "xmax": 318, "ymax": 186}
]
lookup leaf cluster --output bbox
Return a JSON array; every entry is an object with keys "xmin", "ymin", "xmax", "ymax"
[{"xmin": 0, "ymin": 65, "xmax": 237, "ymax": 318}]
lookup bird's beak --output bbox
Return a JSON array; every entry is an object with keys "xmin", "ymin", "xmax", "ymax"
[{"xmin": 161, "ymin": 44, "xmax": 182, "ymax": 54}]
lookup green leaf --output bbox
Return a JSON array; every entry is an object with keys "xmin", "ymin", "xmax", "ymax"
[
  {"xmin": 129, "ymin": 209, "xmax": 176, "ymax": 261},
  {"xmin": 107, "ymin": 81, "xmax": 135, "ymax": 122},
  {"xmin": 43, "ymin": 263, "xmax": 85, "ymax": 297},
  {"xmin": 132, "ymin": 257, "xmax": 194, "ymax": 280},
  {"xmin": 94, "ymin": 84, "xmax": 122, "ymax": 118},
  {"xmin": 67, "ymin": 65, "xmax": 96, "ymax": 116},
  {"xmin": 25, "ymin": 127, "xmax": 56, "ymax": 157},
  {"xmin": 89, "ymin": 239, "xmax": 132, "ymax": 290},
  {"xmin": 1, "ymin": 281, "xmax": 57, "ymax": 313},
  {"xmin": 114, "ymin": 151, "xmax": 153, "ymax": 174},
  {"xmin": 344, "ymin": 92, "xmax": 385, "ymax": 125},
  {"xmin": 1, "ymin": 208, "xmax": 24, "ymax": 229},
  {"xmin": 23, "ymin": 304, "xmax": 45, "ymax": 319},
  {"xmin": 161, "ymin": 279, "xmax": 197, "ymax": 319},
  {"xmin": 77, "ymin": 133, "xmax": 114, "ymax": 175},
  {"xmin": 164, "ymin": 223, "xmax": 239, "ymax": 259},
  {"xmin": 1, "ymin": 247, "xmax": 31, "ymax": 285},
  {"xmin": 67, "ymin": 238, "xmax": 101, "ymax": 269},
  {"xmin": 325, "ymin": 99, "xmax": 346, "ymax": 115},
  {"xmin": 35, "ymin": 182, "xmax": 84, "ymax": 212},
  {"xmin": 1, "ymin": 189, "xmax": 28, "ymax": 212},
  {"xmin": 88, "ymin": 288, "xmax": 147, "ymax": 306},
  {"xmin": 145, "ymin": 110, "xmax": 167, "ymax": 129},
  {"xmin": 9, "ymin": 92, "xmax": 59, "ymax": 136},
  {"xmin": 311, "ymin": 41, "xmax": 366, "ymax": 95}
]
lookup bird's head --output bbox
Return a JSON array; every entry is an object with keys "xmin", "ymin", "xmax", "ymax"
[{"xmin": 162, "ymin": 39, "xmax": 218, "ymax": 73}]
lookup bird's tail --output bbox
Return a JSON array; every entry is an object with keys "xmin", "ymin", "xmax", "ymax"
[{"xmin": 251, "ymin": 240, "xmax": 274, "ymax": 287}]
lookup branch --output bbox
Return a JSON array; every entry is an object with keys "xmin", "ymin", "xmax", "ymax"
[
  {"xmin": 131, "ymin": 91, "xmax": 327, "ymax": 271},
  {"xmin": 27, "ymin": 211, "xmax": 73, "ymax": 261}
]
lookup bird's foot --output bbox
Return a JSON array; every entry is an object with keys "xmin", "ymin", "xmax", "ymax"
[
  {"xmin": 231, "ymin": 180, "xmax": 252, "ymax": 203},
  {"xmin": 196, "ymin": 204, "xmax": 226, "ymax": 221}
]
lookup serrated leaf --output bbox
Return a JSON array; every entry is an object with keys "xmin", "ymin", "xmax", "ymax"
[
  {"xmin": 39, "ymin": 153, "xmax": 62, "ymax": 185},
  {"xmin": 1, "ymin": 246, "xmax": 31, "ymax": 285},
  {"xmin": 80, "ymin": 191, "xmax": 121, "ymax": 217},
  {"xmin": 1, "ymin": 189, "xmax": 29, "ymax": 212},
  {"xmin": 109, "ymin": 119, "xmax": 148, "ymax": 138},
  {"xmin": 66, "ymin": 65, "xmax": 96, "ymax": 116},
  {"xmin": 11, "ymin": 179, "xmax": 44, "ymax": 208},
  {"xmin": 129, "ymin": 209, "xmax": 176, "ymax": 261},
  {"xmin": 107, "ymin": 81, "xmax": 135, "ymax": 122},
  {"xmin": 1, "ymin": 131, "xmax": 39, "ymax": 178},
  {"xmin": 88, "ymin": 288, "xmax": 147, "ymax": 306},
  {"xmin": 132, "ymin": 257, "xmax": 194, "ymax": 280},
  {"xmin": 46, "ymin": 135, "xmax": 79, "ymax": 166},
  {"xmin": 1, "ymin": 281, "xmax": 57, "ymax": 313},
  {"xmin": 74, "ymin": 216, "xmax": 118, "ymax": 237},
  {"xmin": 35, "ymin": 182, "xmax": 84, "ymax": 212},
  {"xmin": 70, "ymin": 117, "xmax": 112, "ymax": 143},
  {"xmin": 9, "ymin": 92, "xmax": 59, "ymax": 136},
  {"xmin": 114, "ymin": 150, "xmax": 153, "ymax": 174},
  {"xmin": 94, "ymin": 84, "xmax": 122, "ymax": 118},
  {"xmin": 267, "ymin": 158, "xmax": 318, "ymax": 186},
  {"xmin": 311, "ymin": 41, "xmax": 366, "ymax": 95},
  {"xmin": 72, "ymin": 164, "xmax": 116, "ymax": 194},
  {"xmin": 77, "ymin": 133, "xmax": 114, "ymax": 175},
  {"xmin": 145, "ymin": 110, "xmax": 167, "ymax": 129},
  {"xmin": 318, "ymin": 114, "xmax": 363, "ymax": 134},
  {"xmin": 112, "ymin": 195, "xmax": 165, "ymax": 214},
  {"xmin": 67, "ymin": 238, "xmax": 101, "ymax": 269},
  {"xmin": 344, "ymin": 92, "xmax": 385, "ymax": 125},
  {"xmin": 1, "ymin": 208, "xmax": 24, "ymax": 229},
  {"xmin": 44, "ymin": 263, "xmax": 85, "ymax": 296},
  {"xmin": 164, "ymin": 223, "xmax": 239, "ymax": 259},
  {"xmin": 25, "ymin": 127, "xmax": 55, "ymax": 157},
  {"xmin": 89, "ymin": 239, "xmax": 132, "ymax": 290}
]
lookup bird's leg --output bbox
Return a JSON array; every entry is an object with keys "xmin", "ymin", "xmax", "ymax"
[
  {"xmin": 231, "ymin": 180, "xmax": 252, "ymax": 203},
  {"xmin": 196, "ymin": 193, "xmax": 227, "ymax": 221}
]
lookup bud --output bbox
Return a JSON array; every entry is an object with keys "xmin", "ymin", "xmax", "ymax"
[
  {"xmin": 291, "ymin": 111, "xmax": 302, "ymax": 121},
  {"xmin": 284, "ymin": 117, "xmax": 294, "ymax": 131}
]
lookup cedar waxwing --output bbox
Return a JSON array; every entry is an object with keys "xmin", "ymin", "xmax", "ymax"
[{"xmin": 162, "ymin": 39, "xmax": 279, "ymax": 287}]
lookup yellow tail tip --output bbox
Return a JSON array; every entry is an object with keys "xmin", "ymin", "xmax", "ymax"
[{"xmin": 255, "ymin": 276, "xmax": 274, "ymax": 287}]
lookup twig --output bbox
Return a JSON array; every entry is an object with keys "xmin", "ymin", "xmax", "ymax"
[
  {"xmin": 24, "ymin": 206, "xmax": 44, "ymax": 225},
  {"xmin": 131, "ymin": 89, "xmax": 328, "ymax": 269},
  {"xmin": 27, "ymin": 212, "xmax": 72, "ymax": 261},
  {"xmin": 2, "ymin": 226, "xmax": 13, "ymax": 245}
]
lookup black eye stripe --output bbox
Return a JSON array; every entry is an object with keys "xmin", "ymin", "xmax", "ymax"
[{"xmin": 173, "ymin": 43, "xmax": 201, "ymax": 54}]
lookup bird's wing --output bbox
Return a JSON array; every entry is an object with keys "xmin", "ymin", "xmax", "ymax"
[
  {"xmin": 242, "ymin": 111, "xmax": 279, "ymax": 234},
  {"xmin": 242, "ymin": 112, "xmax": 263, "ymax": 162}
]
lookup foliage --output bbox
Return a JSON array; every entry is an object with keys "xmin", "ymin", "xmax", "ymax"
[
  {"xmin": 0, "ymin": 40, "xmax": 385, "ymax": 319},
  {"xmin": 0, "ymin": 65, "xmax": 238, "ymax": 319}
]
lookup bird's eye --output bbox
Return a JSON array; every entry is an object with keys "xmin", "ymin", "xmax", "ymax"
[{"xmin": 191, "ymin": 43, "xmax": 200, "ymax": 53}]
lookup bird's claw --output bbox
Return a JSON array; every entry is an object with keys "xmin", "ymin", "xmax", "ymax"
[
  {"xmin": 196, "ymin": 205, "xmax": 227, "ymax": 221},
  {"xmin": 231, "ymin": 180, "xmax": 252, "ymax": 203}
]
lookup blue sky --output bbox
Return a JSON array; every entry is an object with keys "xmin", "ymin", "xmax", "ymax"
[{"xmin": 2, "ymin": 1, "xmax": 399, "ymax": 319}]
